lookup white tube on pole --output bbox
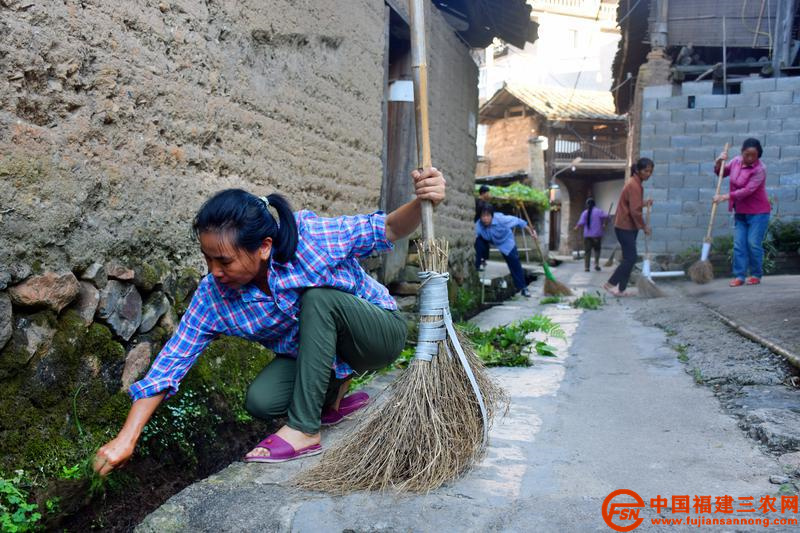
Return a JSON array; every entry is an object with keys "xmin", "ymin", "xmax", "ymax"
[{"xmin": 701, "ymin": 241, "xmax": 712, "ymax": 261}]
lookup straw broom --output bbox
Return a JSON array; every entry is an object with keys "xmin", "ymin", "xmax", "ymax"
[
  {"xmin": 294, "ymin": 0, "xmax": 506, "ymax": 493},
  {"xmin": 518, "ymin": 201, "xmax": 572, "ymax": 296},
  {"xmin": 689, "ymin": 143, "xmax": 729, "ymax": 283},
  {"xmin": 603, "ymin": 202, "xmax": 616, "ymax": 266},
  {"xmin": 636, "ymin": 204, "xmax": 665, "ymax": 298}
]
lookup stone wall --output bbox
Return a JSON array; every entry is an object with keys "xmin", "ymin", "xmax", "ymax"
[
  {"xmin": 0, "ymin": 0, "xmax": 478, "ymax": 280},
  {"xmin": 482, "ymin": 115, "xmax": 539, "ymax": 176},
  {"xmin": 639, "ymin": 77, "xmax": 800, "ymax": 254}
]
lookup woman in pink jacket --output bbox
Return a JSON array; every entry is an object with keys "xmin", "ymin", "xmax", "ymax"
[{"xmin": 713, "ymin": 138, "xmax": 771, "ymax": 287}]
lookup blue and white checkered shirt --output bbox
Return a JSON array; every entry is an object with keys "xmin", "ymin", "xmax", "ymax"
[{"xmin": 129, "ymin": 210, "xmax": 396, "ymax": 401}]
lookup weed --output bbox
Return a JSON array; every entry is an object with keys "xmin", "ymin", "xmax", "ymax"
[
  {"xmin": 693, "ymin": 368, "xmax": 704, "ymax": 384},
  {"xmin": 539, "ymin": 296, "xmax": 562, "ymax": 305},
  {"xmin": 0, "ymin": 471, "xmax": 42, "ymax": 532},
  {"xmin": 674, "ymin": 344, "xmax": 689, "ymax": 363},
  {"xmin": 572, "ymin": 292, "xmax": 605, "ymax": 310}
]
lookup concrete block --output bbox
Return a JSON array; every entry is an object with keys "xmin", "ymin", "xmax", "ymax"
[
  {"xmin": 681, "ymin": 81, "xmax": 714, "ymax": 95},
  {"xmin": 778, "ymin": 173, "xmax": 800, "ymax": 186},
  {"xmin": 769, "ymin": 160, "xmax": 799, "ymax": 175},
  {"xmin": 700, "ymin": 134, "xmax": 734, "ymax": 147},
  {"xmin": 761, "ymin": 145, "xmax": 780, "ymax": 159},
  {"xmin": 779, "ymin": 201, "xmax": 800, "ymax": 216},
  {"xmin": 794, "ymin": 91, "xmax": 800, "ymax": 104},
  {"xmin": 717, "ymin": 120, "xmax": 749, "ymax": 135},
  {"xmin": 702, "ymin": 108, "xmax": 734, "ymax": 120},
  {"xmin": 643, "ymin": 109, "xmax": 671, "ymax": 122},
  {"xmin": 649, "ymin": 213, "xmax": 668, "ymax": 228},
  {"xmin": 695, "ymin": 95, "xmax": 727, "ymax": 108},
  {"xmin": 766, "ymin": 187, "xmax": 798, "ymax": 202},
  {"xmin": 656, "ymin": 228, "xmax": 684, "ymax": 243},
  {"xmin": 681, "ymin": 227, "xmax": 707, "ymax": 242},
  {"xmin": 766, "ymin": 131, "xmax": 799, "ymax": 146},
  {"xmin": 683, "ymin": 174, "xmax": 716, "ymax": 188},
  {"xmin": 734, "ymin": 106, "xmax": 767, "ymax": 120},
  {"xmin": 680, "ymin": 201, "xmax": 703, "ymax": 215},
  {"xmin": 644, "ymin": 84, "xmax": 674, "ymax": 99},
  {"xmin": 655, "ymin": 201, "xmax": 685, "ymax": 214},
  {"xmin": 741, "ymin": 77, "xmax": 777, "ymax": 93},
  {"xmin": 767, "ymin": 104, "xmax": 800, "ymax": 120},
  {"xmin": 654, "ymin": 147, "xmax": 683, "ymax": 161},
  {"xmin": 725, "ymin": 93, "xmax": 760, "ymax": 107},
  {"xmin": 747, "ymin": 119, "xmax": 783, "ymax": 133},
  {"xmin": 668, "ymin": 188, "xmax": 700, "ymax": 202},
  {"xmin": 641, "ymin": 134, "xmax": 673, "ymax": 150},
  {"xmin": 672, "ymin": 108, "xmax": 703, "ymax": 122},
  {"xmin": 649, "ymin": 241, "xmax": 668, "ymax": 253},
  {"xmin": 777, "ymin": 77, "xmax": 800, "ymax": 91},
  {"xmin": 683, "ymin": 147, "xmax": 716, "ymax": 163},
  {"xmin": 648, "ymin": 188, "xmax": 669, "ymax": 202},
  {"xmin": 759, "ymin": 91, "xmax": 794, "ymax": 105},
  {"xmin": 639, "ymin": 149, "xmax": 655, "ymax": 160},
  {"xmin": 658, "ymin": 96, "xmax": 689, "ymax": 110},
  {"xmin": 670, "ymin": 135, "xmax": 699, "ymax": 148},
  {"xmin": 698, "ymin": 187, "xmax": 719, "ymax": 200},
  {"xmin": 780, "ymin": 146, "xmax": 800, "ymax": 159},
  {"xmin": 668, "ymin": 213, "xmax": 698, "ymax": 228},
  {"xmin": 668, "ymin": 162, "xmax": 700, "ymax": 174},
  {"xmin": 685, "ymin": 121, "xmax": 717, "ymax": 134},
  {"xmin": 643, "ymin": 98, "xmax": 658, "ymax": 111},
  {"xmin": 641, "ymin": 123, "xmax": 656, "ymax": 136},
  {"xmin": 659, "ymin": 174, "xmax": 683, "ymax": 188},
  {"xmin": 655, "ymin": 122, "xmax": 686, "ymax": 135}
]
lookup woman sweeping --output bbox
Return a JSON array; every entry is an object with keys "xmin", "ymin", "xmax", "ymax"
[
  {"xmin": 574, "ymin": 198, "xmax": 609, "ymax": 272},
  {"xmin": 93, "ymin": 167, "xmax": 445, "ymax": 472},
  {"xmin": 603, "ymin": 158, "xmax": 654, "ymax": 297},
  {"xmin": 712, "ymin": 138, "xmax": 770, "ymax": 287}
]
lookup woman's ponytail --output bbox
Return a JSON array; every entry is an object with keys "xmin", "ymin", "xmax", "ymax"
[{"xmin": 265, "ymin": 193, "xmax": 298, "ymax": 263}]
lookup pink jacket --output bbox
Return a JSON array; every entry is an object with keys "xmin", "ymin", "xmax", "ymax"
[{"xmin": 720, "ymin": 156, "xmax": 770, "ymax": 214}]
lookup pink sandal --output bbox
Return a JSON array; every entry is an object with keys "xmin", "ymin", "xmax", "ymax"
[
  {"xmin": 243, "ymin": 434, "xmax": 322, "ymax": 463},
  {"xmin": 321, "ymin": 391, "xmax": 370, "ymax": 426}
]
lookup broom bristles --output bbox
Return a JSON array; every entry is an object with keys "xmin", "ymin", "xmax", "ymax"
[
  {"xmin": 636, "ymin": 275, "xmax": 666, "ymax": 298},
  {"xmin": 688, "ymin": 259, "xmax": 714, "ymax": 284},
  {"xmin": 294, "ymin": 239, "xmax": 507, "ymax": 494},
  {"xmin": 604, "ymin": 247, "xmax": 617, "ymax": 267},
  {"xmin": 294, "ymin": 332, "xmax": 506, "ymax": 493},
  {"xmin": 544, "ymin": 277, "xmax": 572, "ymax": 297}
]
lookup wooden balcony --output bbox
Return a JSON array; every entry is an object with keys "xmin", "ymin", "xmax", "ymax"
[{"xmin": 553, "ymin": 134, "xmax": 627, "ymax": 170}]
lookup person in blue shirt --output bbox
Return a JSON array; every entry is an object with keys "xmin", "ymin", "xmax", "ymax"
[{"xmin": 475, "ymin": 203, "xmax": 536, "ymax": 297}]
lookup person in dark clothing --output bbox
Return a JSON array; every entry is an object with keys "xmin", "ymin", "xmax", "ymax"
[
  {"xmin": 603, "ymin": 158, "xmax": 654, "ymax": 297},
  {"xmin": 474, "ymin": 185, "xmax": 492, "ymax": 270}
]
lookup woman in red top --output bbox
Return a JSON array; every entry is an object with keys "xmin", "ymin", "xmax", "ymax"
[
  {"xmin": 604, "ymin": 158, "xmax": 654, "ymax": 296},
  {"xmin": 713, "ymin": 138, "xmax": 771, "ymax": 286}
]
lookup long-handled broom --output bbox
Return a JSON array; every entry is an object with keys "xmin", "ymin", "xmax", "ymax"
[
  {"xmin": 517, "ymin": 202, "xmax": 572, "ymax": 296},
  {"xmin": 295, "ymin": 0, "xmax": 505, "ymax": 493},
  {"xmin": 636, "ymin": 204, "xmax": 666, "ymax": 298},
  {"xmin": 688, "ymin": 143, "xmax": 729, "ymax": 283}
]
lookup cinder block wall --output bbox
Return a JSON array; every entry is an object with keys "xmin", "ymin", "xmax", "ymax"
[{"xmin": 639, "ymin": 78, "xmax": 800, "ymax": 254}]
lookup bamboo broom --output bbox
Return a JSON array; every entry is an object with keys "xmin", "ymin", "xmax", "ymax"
[
  {"xmin": 295, "ymin": 0, "xmax": 505, "ymax": 493},
  {"xmin": 518, "ymin": 202, "xmax": 572, "ymax": 296},
  {"xmin": 636, "ymin": 204, "xmax": 665, "ymax": 298},
  {"xmin": 689, "ymin": 143, "xmax": 729, "ymax": 283}
]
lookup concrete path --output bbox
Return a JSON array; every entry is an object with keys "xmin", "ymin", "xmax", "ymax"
[{"xmin": 137, "ymin": 262, "xmax": 795, "ymax": 532}]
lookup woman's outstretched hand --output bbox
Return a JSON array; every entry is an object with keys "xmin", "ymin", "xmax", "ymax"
[{"xmin": 411, "ymin": 167, "xmax": 446, "ymax": 206}]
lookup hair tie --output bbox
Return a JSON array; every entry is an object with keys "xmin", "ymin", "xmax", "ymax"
[{"xmin": 259, "ymin": 195, "xmax": 270, "ymax": 208}]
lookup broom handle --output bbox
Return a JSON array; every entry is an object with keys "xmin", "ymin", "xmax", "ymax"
[
  {"xmin": 409, "ymin": 0, "xmax": 434, "ymax": 242},
  {"xmin": 517, "ymin": 202, "xmax": 542, "ymax": 261},
  {"xmin": 705, "ymin": 142, "xmax": 730, "ymax": 242},
  {"xmin": 645, "ymin": 203, "xmax": 651, "ymax": 255}
]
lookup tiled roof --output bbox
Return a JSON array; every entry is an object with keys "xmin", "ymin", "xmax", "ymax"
[{"xmin": 480, "ymin": 82, "xmax": 624, "ymax": 121}]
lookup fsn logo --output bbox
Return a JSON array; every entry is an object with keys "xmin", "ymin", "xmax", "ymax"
[{"xmin": 602, "ymin": 489, "xmax": 646, "ymax": 532}]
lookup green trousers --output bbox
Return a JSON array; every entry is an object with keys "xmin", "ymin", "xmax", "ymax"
[{"xmin": 244, "ymin": 288, "xmax": 407, "ymax": 434}]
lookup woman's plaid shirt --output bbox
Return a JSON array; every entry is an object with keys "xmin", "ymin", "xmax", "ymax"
[{"xmin": 129, "ymin": 210, "xmax": 397, "ymax": 401}]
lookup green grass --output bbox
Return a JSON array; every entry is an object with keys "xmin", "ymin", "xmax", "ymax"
[
  {"xmin": 571, "ymin": 291, "xmax": 605, "ymax": 310},
  {"xmin": 539, "ymin": 296, "xmax": 562, "ymax": 305},
  {"xmin": 693, "ymin": 368, "xmax": 704, "ymax": 384},
  {"xmin": 674, "ymin": 343, "xmax": 689, "ymax": 363}
]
